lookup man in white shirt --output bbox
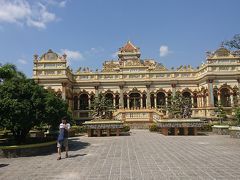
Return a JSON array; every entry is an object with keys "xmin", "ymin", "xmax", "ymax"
[{"xmin": 57, "ymin": 116, "xmax": 70, "ymax": 160}]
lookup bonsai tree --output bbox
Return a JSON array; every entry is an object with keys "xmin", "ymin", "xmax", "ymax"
[
  {"xmin": 90, "ymin": 93, "xmax": 115, "ymax": 120},
  {"xmin": 167, "ymin": 92, "xmax": 192, "ymax": 118},
  {"xmin": 215, "ymin": 103, "xmax": 227, "ymax": 124}
]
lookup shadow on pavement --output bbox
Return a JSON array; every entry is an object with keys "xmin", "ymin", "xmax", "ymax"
[
  {"xmin": 68, "ymin": 153, "xmax": 87, "ymax": 158},
  {"xmin": 0, "ymin": 164, "xmax": 9, "ymax": 168},
  {"xmin": 68, "ymin": 139, "xmax": 90, "ymax": 151}
]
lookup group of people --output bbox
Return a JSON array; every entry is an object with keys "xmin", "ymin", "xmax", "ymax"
[{"xmin": 57, "ymin": 117, "xmax": 71, "ymax": 160}]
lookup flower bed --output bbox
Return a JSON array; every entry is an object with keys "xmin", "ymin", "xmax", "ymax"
[{"xmin": 0, "ymin": 141, "xmax": 56, "ymax": 158}]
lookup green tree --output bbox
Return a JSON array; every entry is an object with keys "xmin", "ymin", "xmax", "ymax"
[
  {"xmin": 224, "ymin": 34, "xmax": 240, "ymax": 50},
  {"xmin": 0, "ymin": 63, "xmax": 25, "ymax": 82},
  {"xmin": 215, "ymin": 103, "xmax": 227, "ymax": 124},
  {"xmin": 0, "ymin": 63, "xmax": 70, "ymax": 143}
]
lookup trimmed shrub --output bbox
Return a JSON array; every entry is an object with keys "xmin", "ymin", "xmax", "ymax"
[
  {"xmin": 149, "ymin": 123, "xmax": 158, "ymax": 132},
  {"xmin": 122, "ymin": 125, "xmax": 130, "ymax": 132}
]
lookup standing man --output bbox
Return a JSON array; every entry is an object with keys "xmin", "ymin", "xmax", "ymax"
[{"xmin": 57, "ymin": 116, "xmax": 71, "ymax": 160}]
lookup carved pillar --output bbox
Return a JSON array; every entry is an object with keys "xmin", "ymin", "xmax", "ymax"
[
  {"xmin": 94, "ymin": 86, "xmax": 99, "ymax": 97},
  {"xmin": 191, "ymin": 96, "xmax": 194, "ymax": 108},
  {"xmin": 207, "ymin": 79, "xmax": 214, "ymax": 107},
  {"xmin": 119, "ymin": 85, "xmax": 124, "ymax": 109},
  {"xmin": 230, "ymin": 93, "xmax": 234, "ymax": 107},
  {"xmin": 113, "ymin": 95, "xmax": 116, "ymax": 107},
  {"xmin": 146, "ymin": 85, "xmax": 151, "ymax": 108},
  {"xmin": 171, "ymin": 84, "xmax": 176, "ymax": 97},
  {"xmin": 88, "ymin": 97, "xmax": 91, "ymax": 109},
  {"xmin": 61, "ymin": 82, "xmax": 67, "ymax": 100},
  {"xmin": 217, "ymin": 92, "xmax": 221, "ymax": 105},
  {"xmin": 127, "ymin": 95, "xmax": 129, "ymax": 109},
  {"xmin": 165, "ymin": 97, "xmax": 168, "ymax": 115},
  {"xmin": 206, "ymin": 94, "xmax": 209, "ymax": 107},
  {"xmin": 197, "ymin": 96, "xmax": 200, "ymax": 108}
]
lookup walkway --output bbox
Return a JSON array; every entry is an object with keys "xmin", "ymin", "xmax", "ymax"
[{"xmin": 1, "ymin": 130, "xmax": 240, "ymax": 180}]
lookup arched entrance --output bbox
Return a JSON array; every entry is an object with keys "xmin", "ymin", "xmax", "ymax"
[
  {"xmin": 157, "ymin": 92, "xmax": 166, "ymax": 108},
  {"xmin": 79, "ymin": 94, "xmax": 89, "ymax": 110},
  {"xmin": 182, "ymin": 91, "xmax": 192, "ymax": 107},
  {"xmin": 105, "ymin": 93, "xmax": 114, "ymax": 106},
  {"xmin": 220, "ymin": 88, "xmax": 231, "ymax": 107},
  {"xmin": 129, "ymin": 93, "xmax": 141, "ymax": 109}
]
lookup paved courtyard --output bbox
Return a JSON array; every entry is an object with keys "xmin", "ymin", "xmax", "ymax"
[{"xmin": 0, "ymin": 130, "xmax": 240, "ymax": 180}]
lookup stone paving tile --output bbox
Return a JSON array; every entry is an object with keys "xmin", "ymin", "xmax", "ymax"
[{"xmin": 1, "ymin": 130, "xmax": 240, "ymax": 180}]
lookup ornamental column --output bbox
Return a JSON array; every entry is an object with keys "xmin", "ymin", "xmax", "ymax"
[
  {"xmin": 154, "ymin": 95, "xmax": 157, "ymax": 108},
  {"xmin": 88, "ymin": 97, "xmax": 91, "ymax": 109},
  {"xmin": 191, "ymin": 96, "xmax": 194, "ymax": 108},
  {"xmin": 230, "ymin": 93, "xmax": 234, "ymax": 107},
  {"xmin": 113, "ymin": 95, "xmax": 116, "ymax": 107},
  {"xmin": 62, "ymin": 82, "xmax": 67, "ymax": 100},
  {"xmin": 165, "ymin": 96, "xmax": 169, "ymax": 115},
  {"xmin": 207, "ymin": 79, "xmax": 214, "ymax": 107},
  {"xmin": 94, "ymin": 86, "xmax": 99, "ymax": 97},
  {"xmin": 146, "ymin": 85, "xmax": 151, "ymax": 108},
  {"xmin": 217, "ymin": 92, "xmax": 221, "ymax": 105},
  {"xmin": 171, "ymin": 84, "xmax": 176, "ymax": 97},
  {"xmin": 119, "ymin": 85, "xmax": 124, "ymax": 109},
  {"xmin": 127, "ymin": 95, "xmax": 129, "ymax": 109}
]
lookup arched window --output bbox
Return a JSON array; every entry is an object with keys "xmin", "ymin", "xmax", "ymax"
[
  {"xmin": 142, "ymin": 94, "xmax": 146, "ymax": 108},
  {"xmin": 182, "ymin": 91, "xmax": 192, "ymax": 107},
  {"xmin": 105, "ymin": 93, "xmax": 114, "ymax": 106},
  {"xmin": 79, "ymin": 94, "xmax": 89, "ymax": 110},
  {"xmin": 129, "ymin": 93, "xmax": 141, "ymax": 109},
  {"xmin": 220, "ymin": 88, "xmax": 231, "ymax": 107},
  {"xmin": 157, "ymin": 92, "xmax": 166, "ymax": 108},
  {"xmin": 150, "ymin": 94, "xmax": 155, "ymax": 108}
]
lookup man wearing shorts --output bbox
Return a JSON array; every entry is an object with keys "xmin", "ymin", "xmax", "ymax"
[{"xmin": 57, "ymin": 117, "xmax": 70, "ymax": 160}]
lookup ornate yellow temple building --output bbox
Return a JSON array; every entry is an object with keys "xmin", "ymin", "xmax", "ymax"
[{"xmin": 33, "ymin": 41, "xmax": 240, "ymax": 125}]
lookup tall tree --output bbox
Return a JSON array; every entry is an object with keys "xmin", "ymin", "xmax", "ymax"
[
  {"xmin": 224, "ymin": 34, "xmax": 240, "ymax": 50},
  {"xmin": 0, "ymin": 63, "xmax": 70, "ymax": 143}
]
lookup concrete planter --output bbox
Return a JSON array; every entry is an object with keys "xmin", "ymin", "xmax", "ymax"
[
  {"xmin": 0, "ymin": 141, "xmax": 56, "ymax": 158},
  {"xmin": 212, "ymin": 125, "xmax": 229, "ymax": 135},
  {"xmin": 229, "ymin": 126, "xmax": 240, "ymax": 139}
]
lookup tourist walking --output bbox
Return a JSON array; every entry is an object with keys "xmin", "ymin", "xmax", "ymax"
[{"xmin": 57, "ymin": 116, "xmax": 71, "ymax": 160}]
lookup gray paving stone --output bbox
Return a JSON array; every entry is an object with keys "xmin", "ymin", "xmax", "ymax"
[{"xmin": 0, "ymin": 130, "xmax": 240, "ymax": 180}]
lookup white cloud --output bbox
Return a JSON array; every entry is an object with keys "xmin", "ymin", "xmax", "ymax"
[
  {"xmin": 44, "ymin": 0, "xmax": 68, "ymax": 8},
  {"xmin": 60, "ymin": 49, "xmax": 84, "ymax": 60},
  {"xmin": 0, "ymin": 0, "xmax": 65, "ymax": 29},
  {"xmin": 59, "ymin": 1, "xmax": 67, "ymax": 8},
  {"xmin": 159, "ymin": 45, "xmax": 170, "ymax": 57},
  {"xmin": 26, "ymin": 3, "xmax": 56, "ymax": 29},
  {"xmin": 18, "ymin": 58, "xmax": 27, "ymax": 64}
]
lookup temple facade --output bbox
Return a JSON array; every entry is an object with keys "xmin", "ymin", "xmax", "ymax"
[{"xmin": 33, "ymin": 41, "xmax": 240, "ymax": 124}]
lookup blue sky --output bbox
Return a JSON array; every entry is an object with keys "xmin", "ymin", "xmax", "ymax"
[{"xmin": 0, "ymin": 0, "xmax": 239, "ymax": 77}]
